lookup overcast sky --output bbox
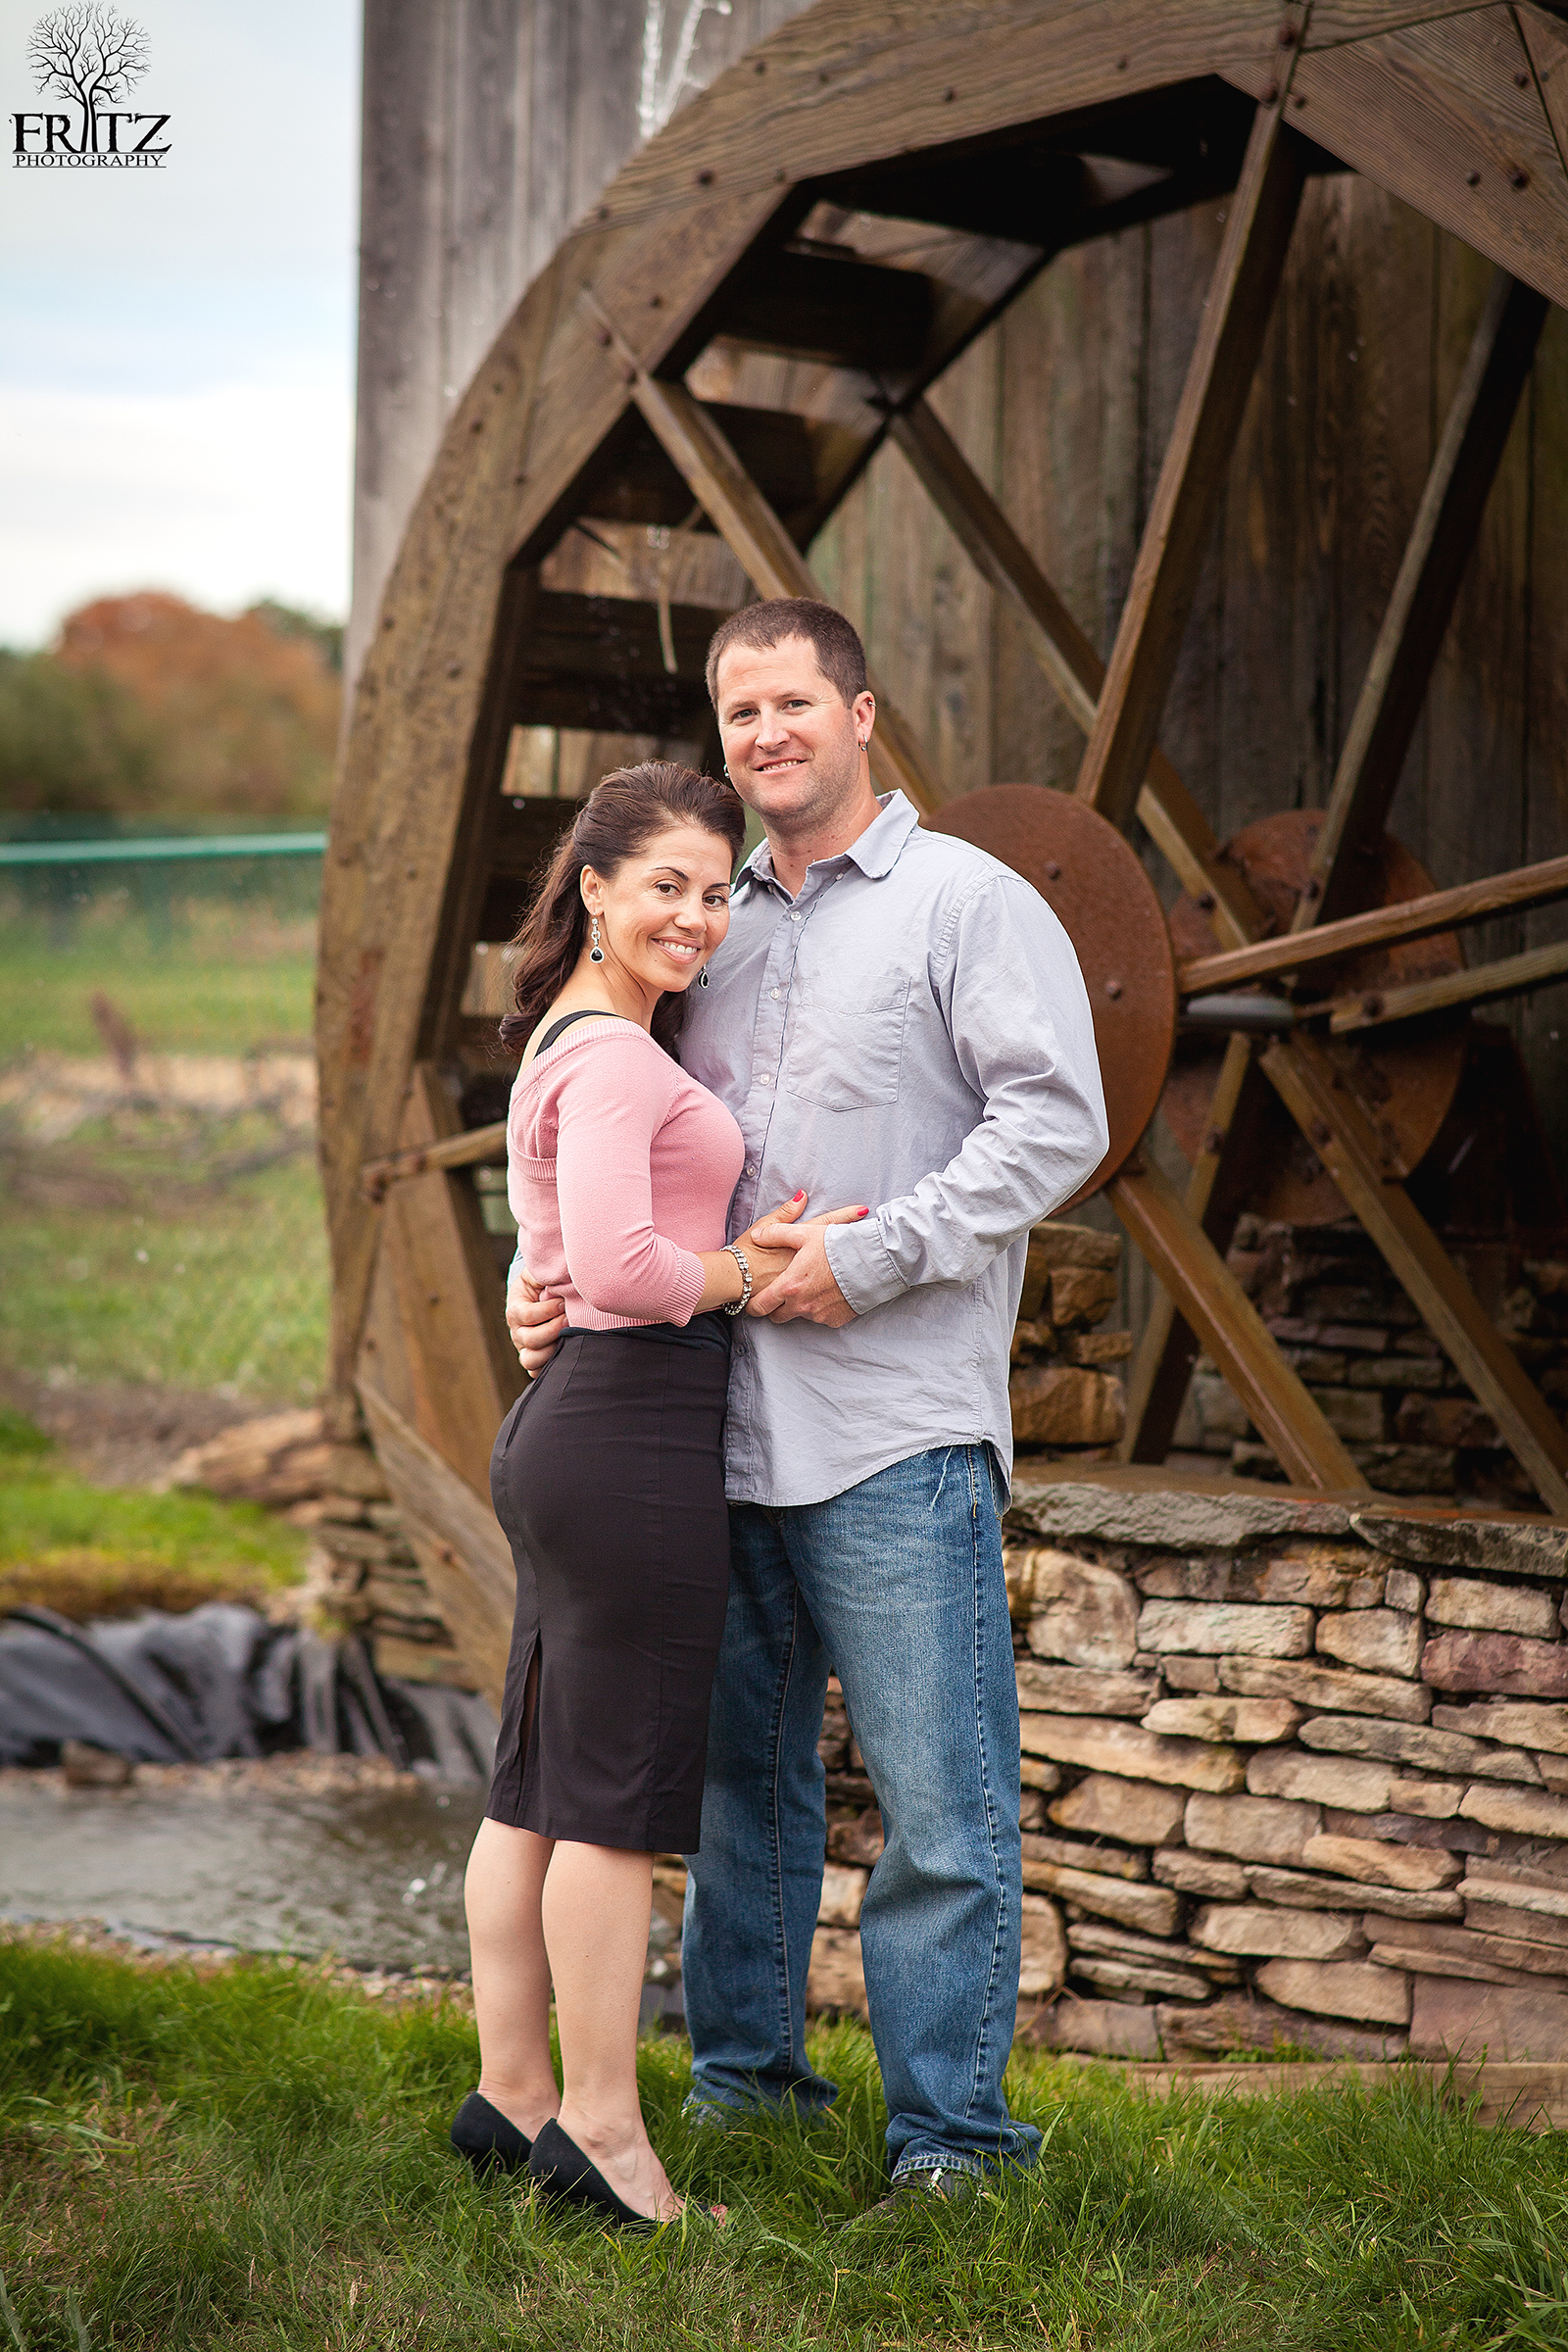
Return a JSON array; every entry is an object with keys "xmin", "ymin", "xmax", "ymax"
[{"xmin": 0, "ymin": 0, "xmax": 360, "ymax": 647}]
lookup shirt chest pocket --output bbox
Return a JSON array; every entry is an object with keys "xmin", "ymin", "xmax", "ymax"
[{"xmin": 782, "ymin": 979, "xmax": 911, "ymax": 1112}]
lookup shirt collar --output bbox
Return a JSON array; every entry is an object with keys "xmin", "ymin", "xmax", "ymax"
[{"xmin": 734, "ymin": 791, "xmax": 920, "ymax": 895}]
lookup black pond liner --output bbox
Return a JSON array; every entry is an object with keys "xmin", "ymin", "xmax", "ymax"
[{"xmin": 0, "ymin": 1601, "xmax": 497, "ymax": 1784}]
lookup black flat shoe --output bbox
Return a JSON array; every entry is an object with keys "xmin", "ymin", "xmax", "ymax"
[
  {"xmin": 526, "ymin": 2118, "xmax": 661, "ymax": 2233},
  {"xmin": 450, "ymin": 2090, "xmax": 533, "ymax": 2177}
]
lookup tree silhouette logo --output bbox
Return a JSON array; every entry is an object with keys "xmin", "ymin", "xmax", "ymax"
[{"xmin": 13, "ymin": 5, "xmax": 171, "ymax": 167}]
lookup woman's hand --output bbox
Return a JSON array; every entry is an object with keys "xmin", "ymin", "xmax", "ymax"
[
  {"xmin": 507, "ymin": 1263, "xmax": 567, "ymax": 1375},
  {"xmin": 694, "ymin": 1190, "xmax": 862, "ymax": 1314},
  {"xmin": 744, "ymin": 1200, "xmax": 870, "ymax": 1327}
]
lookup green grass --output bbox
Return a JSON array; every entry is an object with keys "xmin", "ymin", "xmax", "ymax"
[
  {"xmin": 3, "ymin": 1942, "xmax": 1568, "ymax": 2350},
  {"xmin": 0, "ymin": 1407, "xmax": 306, "ymax": 1619},
  {"xmin": 0, "ymin": 902, "xmax": 317, "ymax": 1060}
]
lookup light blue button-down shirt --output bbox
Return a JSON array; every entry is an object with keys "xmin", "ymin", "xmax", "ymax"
[{"xmin": 679, "ymin": 791, "xmax": 1108, "ymax": 1508}]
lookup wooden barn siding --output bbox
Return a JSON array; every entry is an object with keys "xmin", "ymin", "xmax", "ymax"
[
  {"xmin": 349, "ymin": 0, "xmax": 814, "ymax": 688},
  {"xmin": 814, "ymin": 177, "xmax": 1568, "ymax": 1340}
]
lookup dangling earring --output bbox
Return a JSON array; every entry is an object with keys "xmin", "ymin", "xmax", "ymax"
[
  {"xmin": 697, "ymin": 965, "xmax": 710, "ymax": 989},
  {"xmin": 589, "ymin": 916, "xmax": 604, "ymax": 963}
]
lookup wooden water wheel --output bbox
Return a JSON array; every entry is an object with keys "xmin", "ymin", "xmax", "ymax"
[{"xmin": 319, "ymin": 0, "xmax": 1568, "ymax": 1688}]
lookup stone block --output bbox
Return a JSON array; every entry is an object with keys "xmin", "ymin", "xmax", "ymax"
[
  {"xmin": 1315, "ymin": 1609, "xmax": 1423, "ymax": 1678},
  {"xmin": 1249, "ymin": 1749, "xmax": 1393, "ymax": 1811},
  {"xmin": 1142, "ymin": 1696, "xmax": 1302, "ymax": 1744},
  {"xmin": 1022, "ymin": 1995, "xmax": 1162, "ymax": 2060},
  {"xmin": 1248, "ymin": 1868, "xmax": 1463, "ymax": 1920},
  {"xmin": 1018, "ymin": 1713, "xmax": 1245, "ymax": 1791},
  {"xmin": 1327, "ymin": 1804, "xmax": 1483, "ymax": 1852},
  {"xmin": 1017, "ymin": 1859, "xmax": 1181, "ymax": 1938},
  {"xmin": 1306, "ymin": 1387, "xmax": 1388, "ymax": 1445},
  {"xmin": 1364, "ymin": 1915, "xmax": 1568, "ymax": 1984},
  {"xmin": 1163, "ymin": 1656, "xmax": 1221, "ymax": 1692},
  {"xmin": 1351, "ymin": 1357, "xmax": 1446, "ymax": 1392},
  {"xmin": 1156, "ymin": 1990, "xmax": 1407, "ymax": 2061},
  {"xmin": 1027, "ymin": 1220, "xmax": 1123, "ymax": 1273},
  {"xmin": 1352, "ymin": 1512, "xmax": 1567, "ymax": 1580},
  {"xmin": 1049, "ymin": 1773, "xmax": 1186, "ymax": 1847},
  {"xmin": 1153, "ymin": 1848, "xmax": 1250, "ymax": 1898},
  {"xmin": 818, "ymin": 1865, "xmax": 869, "ymax": 1929},
  {"xmin": 1017, "ymin": 1893, "xmax": 1067, "ymax": 1997},
  {"xmin": 1069, "ymin": 1919, "xmax": 1239, "ymax": 1979},
  {"xmin": 1008, "ymin": 1483, "xmax": 1355, "ymax": 1552},
  {"xmin": 1016, "ymin": 1551, "xmax": 1141, "ymax": 1670},
  {"xmin": 1021, "ymin": 1831, "xmax": 1148, "ymax": 1882},
  {"xmin": 827, "ymin": 1808, "xmax": 884, "ymax": 1867},
  {"xmin": 1464, "ymin": 1899, "xmax": 1568, "ymax": 1949},
  {"xmin": 1464, "ymin": 1863, "xmax": 1568, "ymax": 1922},
  {"xmin": 1138, "ymin": 1600, "xmax": 1315, "ymax": 1659},
  {"xmin": 1298, "ymin": 1715, "xmax": 1541, "ymax": 1784},
  {"xmin": 1432, "ymin": 1701, "xmax": 1568, "ymax": 1755},
  {"xmin": 1461, "ymin": 1784, "xmax": 1568, "ymax": 1839},
  {"xmin": 1192, "ymin": 1904, "xmax": 1364, "ymax": 1959},
  {"xmin": 1351, "ymin": 1444, "xmax": 1456, "ymax": 1495},
  {"xmin": 1185, "ymin": 1790, "xmax": 1321, "ymax": 1865},
  {"xmin": 1299, "ymin": 1833, "xmax": 1460, "ymax": 1890},
  {"xmin": 1015, "ymin": 1661, "xmax": 1158, "ymax": 1717},
  {"xmin": 1395, "ymin": 1397, "xmax": 1500, "ymax": 1447},
  {"xmin": 1426, "ymin": 1578, "xmax": 1560, "ymax": 1638},
  {"xmin": 1010, "ymin": 1366, "xmax": 1125, "ymax": 1447},
  {"xmin": 1421, "ymin": 1631, "xmax": 1568, "ymax": 1696},
  {"xmin": 1254, "ymin": 1958, "xmax": 1411, "ymax": 2026},
  {"xmin": 1385, "ymin": 1569, "xmax": 1426, "ymax": 1614},
  {"xmin": 1020, "ymin": 1758, "xmax": 1061, "ymax": 1793},
  {"xmin": 1408, "ymin": 1977, "xmax": 1568, "ymax": 2062},
  {"xmin": 1058, "ymin": 1329, "xmax": 1135, "ymax": 1366},
  {"xmin": 1136, "ymin": 1551, "xmax": 1383, "ymax": 1610},
  {"xmin": 1386, "ymin": 1776, "xmax": 1465, "ymax": 1820},
  {"xmin": 1070, "ymin": 1954, "xmax": 1214, "ymax": 2001},
  {"xmin": 807, "ymin": 1928, "xmax": 868, "ymax": 2017},
  {"xmin": 1219, "ymin": 1655, "xmax": 1431, "ymax": 1724},
  {"xmin": 1047, "ymin": 1265, "xmax": 1121, "ymax": 1329}
]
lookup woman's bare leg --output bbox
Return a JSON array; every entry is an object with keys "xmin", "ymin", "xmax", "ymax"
[
  {"xmin": 543, "ymin": 1841, "xmax": 683, "ymax": 2222},
  {"xmin": 465, "ymin": 1817, "xmax": 562, "ymax": 2138}
]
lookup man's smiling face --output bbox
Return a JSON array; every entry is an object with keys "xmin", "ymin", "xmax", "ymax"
[{"xmin": 713, "ymin": 634, "xmax": 875, "ymax": 835}]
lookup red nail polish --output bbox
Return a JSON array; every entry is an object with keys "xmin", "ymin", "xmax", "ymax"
[
  {"xmin": 792, "ymin": 1190, "xmax": 806, "ymax": 1201},
  {"xmin": 857, "ymin": 1206, "xmax": 868, "ymax": 1218}
]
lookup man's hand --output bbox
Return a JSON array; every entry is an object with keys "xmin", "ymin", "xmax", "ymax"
[
  {"xmin": 746, "ymin": 1213, "xmax": 861, "ymax": 1327},
  {"xmin": 507, "ymin": 1263, "xmax": 566, "ymax": 1375}
]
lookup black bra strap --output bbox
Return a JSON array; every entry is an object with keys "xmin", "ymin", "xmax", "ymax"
[{"xmin": 529, "ymin": 1008, "xmax": 634, "ymax": 1061}]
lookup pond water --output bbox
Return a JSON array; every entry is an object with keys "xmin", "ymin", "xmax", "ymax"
[{"xmin": 0, "ymin": 1770, "xmax": 489, "ymax": 1971}]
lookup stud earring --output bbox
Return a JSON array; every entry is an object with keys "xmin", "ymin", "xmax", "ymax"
[{"xmin": 589, "ymin": 916, "xmax": 604, "ymax": 963}]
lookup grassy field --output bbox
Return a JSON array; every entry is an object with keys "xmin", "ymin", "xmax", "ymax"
[
  {"xmin": 0, "ymin": 903, "xmax": 317, "ymax": 1062},
  {"xmin": 2, "ymin": 1940, "xmax": 1568, "ymax": 2351},
  {"xmin": 0, "ymin": 1407, "xmax": 306, "ymax": 1619},
  {"xmin": 1, "ymin": 902, "xmax": 327, "ymax": 1402}
]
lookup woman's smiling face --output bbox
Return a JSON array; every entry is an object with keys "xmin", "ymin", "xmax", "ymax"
[{"xmin": 580, "ymin": 821, "xmax": 735, "ymax": 997}]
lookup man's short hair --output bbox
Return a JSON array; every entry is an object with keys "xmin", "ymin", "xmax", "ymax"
[{"xmin": 706, "ymin": 598, "xmax": 868, "ymax": 710}]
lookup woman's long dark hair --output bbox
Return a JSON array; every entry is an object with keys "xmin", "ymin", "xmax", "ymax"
[{"xmin": 499, "ymin": 761, "xmax": 745, "ymax": 1057}]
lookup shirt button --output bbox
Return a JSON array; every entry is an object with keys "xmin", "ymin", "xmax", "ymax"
[
  {"xmin": 770, "ymin": 988, "xmax": 782, "ymax": 1000},
  {"xmin": 790, "ymin": 911, "xmax": 803, "ymax": 922},
  {"xmin": 744, "ymin": 1163, "xmax": 757, "ymax": 1178},
  {"xmin": 758, "ymin": 1074, "xmax": 773, "ymax": 1089}
]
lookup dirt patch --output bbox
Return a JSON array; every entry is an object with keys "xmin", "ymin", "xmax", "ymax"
[{"xmin": 0, "ymin": 1367, "xmax": 258, "ymax": 1488}]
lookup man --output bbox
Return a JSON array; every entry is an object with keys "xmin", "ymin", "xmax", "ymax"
[{"xmin": 512, "ymin": 597, "xmax": 1106, "ymax": 2199}]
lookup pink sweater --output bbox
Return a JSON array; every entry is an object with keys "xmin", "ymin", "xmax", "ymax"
[{"xmin": 507, "ymin": 1020, "xmax": 746, "ymax": 1329}]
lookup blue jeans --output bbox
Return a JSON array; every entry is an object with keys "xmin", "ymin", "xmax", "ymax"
[{"xmin": 681, "ymin": 1445, "xmax": 1039, "ymax": 2181}]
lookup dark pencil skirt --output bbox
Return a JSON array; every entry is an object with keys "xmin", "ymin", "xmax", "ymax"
[{"xmin": 485, "ymin": 1315, "xmax": 731, "ymax": 1853}]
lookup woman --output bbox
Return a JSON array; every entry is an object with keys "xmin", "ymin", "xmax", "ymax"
[{"xmin": 452, "ymin": 761, "xmax": 862, "ymax": 2230}]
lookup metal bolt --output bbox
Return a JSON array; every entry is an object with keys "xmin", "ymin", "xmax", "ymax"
[
  {"xmin": 1361, "ymin": 993, "xmax": 1383, "ymax": 1018},
  {"xmin": 697, "ymin": 168, "xmax": 714, "ymax": 184},
  {"xmin": 1515, "ymin": 69, "xmax": 1530, "ymax": 87},
  {"xmin": 1106, "ymin": 979, "xmax": 1123, "ymax": 1001},
  {"xmin": 1277, "ymin": 23, "xmax": 1297, "ymax": 44},
  {"xmin": 1302, "ymin": 876, "xmax": 1321, "ymax": 900},
  {"xmin": 1045, "ymin": 859, "xmax": 1061, "ymax": 880},
  {"xmin": 597, "ymin": 329, "xmax": 612, "ymax": 346},
  {"xmin": 1310, "ymin": 1120, "xmax": 1332, "ymax": 1149},
  {"xmin": 1467, "ymin": 169, "xmax": 1482, "ymax": 185},
  {"xmin": 1197, "ymin": 890, "xmax": 1216, "ymax": 912},
  {"xmin": 1204, "ymin": 1127, "xmax": 1226, "ymax": 1156},
  {"xmin": 1262, "ymin": 78, "xmax": 1280, "ymax": 103},
  {"xmin": 1511, "ymin": 168, "xmax": 1531, "ymax": 189}
]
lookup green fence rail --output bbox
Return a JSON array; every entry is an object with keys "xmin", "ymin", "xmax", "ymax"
[{"xmin": 0, "ymin": 833, "xmax": 328, "ymax": 866}]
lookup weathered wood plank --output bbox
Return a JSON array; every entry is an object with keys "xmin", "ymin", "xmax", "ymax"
[
  {"xmin": 363, "ymin": 1120, "xmax": 509, "ymax": 1200},
  {"xmin": 1279, "ymin": 9, "xmax": 1568, "ymax": 311},
  {"xmin": 357, "ymin": 1382, "xmax": 515, "ymax": 1713},
  {"xmin": 1295, "ymin": 269, "xmax": 1547, "ymax": 930},
  {"xmin": 1260, "ymin": 1034, "xmax": 1568, "ymax": 1514},
  {"xmin": 1179, "ymin": 854, "xmax": 1568, "ymax": 995},
  {"xmin": 1075, "ymin": 104, "xmax": 1308, "ymax": 831},
  {"xmin": 1107, "ymin": 1156, "xmax": 1368, "ymax": 1492},
  {"xmin": 1320, "ymin": 935, "xmax": 1568, "ymax": 1032}
]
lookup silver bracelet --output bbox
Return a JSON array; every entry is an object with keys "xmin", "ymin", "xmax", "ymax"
[{"xmin": 721, "ymin": 1243, "xmax": 753, "ymax": 1315}]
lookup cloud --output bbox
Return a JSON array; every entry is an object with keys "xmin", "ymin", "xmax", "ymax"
[{"xmin": 0, "ymin": 377, "xmax": 352, "ymax": 644}]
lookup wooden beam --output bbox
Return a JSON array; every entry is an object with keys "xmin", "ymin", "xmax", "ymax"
[
  {"xmin": 1119, "ymin": 1037, "xmax": 1275, "ymax": 1464},
  {"xmin": 1107, "ymin": 1156, "xmax": 1368, "ymax": 1494},
  {"xmin": 362, "ymin": 1119, "xmax": 508, "ymax": 1201},
  {"xmin": 889, "ymin": 398, "xmax": 1261, "ymax": 948},
  {"xmin": 1075, "ymin": 102, "xmax": 1307, "ymax": 832},
  {"xmin": 1259, "ymin": 1035, "xmax": 1568, "ymax": 1517},
  {"xmin": 580, "ymin": 289, "xmax": 943, "ymax": 813},
  {"xmin": 1180, "ymin": 852, "xmax": 1568, "ymax": 997},
  {"xmin": 1317, "ymin": 936, "xmax": 1568, "ymax": 1035},
  {"xmin": 357, "ymin": 1383, "xmax": 515, "ymax": 1712},
  {"xmin": 1293, "ymin": 270, "xmax": 1549, "ymax": 932}
]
